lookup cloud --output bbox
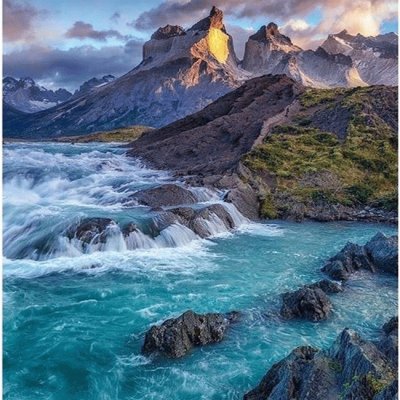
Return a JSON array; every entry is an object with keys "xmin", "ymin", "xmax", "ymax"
[
  {"xmin": 110, "ymin": 12, "xmax": 121, "ymax": 23},
  {"xmin": 130, "ymin": 0, "xmax": 397, "ymax": 49},
  {"xmin": 3, "ymin": 0, "xmax": 45, "ymax": 42},
  {"xmin": 3, "ymin": 40, "xmax": 144, "ymax": 90},
  {"xmin": 65, "ymin": 21, "xmax": 131, "ymax": 42},
  {"xmin": 226, "ymin": 24, "xmax": 255, "ymax": 59}
]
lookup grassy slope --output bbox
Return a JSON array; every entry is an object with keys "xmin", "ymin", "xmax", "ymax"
[
  {"xmin": 242, "ymin": 86, "xmax": 398, "ymax": 218},
  {"xmin": 56, "ymin": 125, "xmax": 153, "ymax": 143}
]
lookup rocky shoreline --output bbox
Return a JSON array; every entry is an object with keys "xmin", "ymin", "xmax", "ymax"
[{"xmin": 139, "ymin": 231, "xmax": 398, "ymax": 398}]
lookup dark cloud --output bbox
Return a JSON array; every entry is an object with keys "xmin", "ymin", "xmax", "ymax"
[
  {"xmin": 110, "ymin": 12, "xmax": 121, "ymax": 23},
  {"xmin": 3, "ymin": 40, "xmax": 143, "ymax": 90},
  {"xmin": 3, "ymin": 0, "xmax": 45, "ymax": 42},
  {"xmin": 65, "ymin": 21, "xmax": 131, "ymax": 42}
]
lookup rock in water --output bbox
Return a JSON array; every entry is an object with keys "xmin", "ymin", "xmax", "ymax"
[
  {"xmin": 306, "ymin": 279, "xmax": 343, "ymax": 294},
  {"xmin": 280, "ymin": 286, "xmax": 332, "ymax": 321},
  {"xmin": 322, "ymin": 233, "xmax": 398, "ymax": 280},
  {"xmin": 365, "ymin": 233, "xmax": 398, "ymax": 275},
  {"xmin": 142, "ymin": 310, "xmax": 239, "ymax": 358},
  {"xmin": 131, "ymin": 184, "xmax": 197, "ymax": 208},
  {"xmin": 67, "ymin": 217, "xmax": 116, "ymax": 244},
  {"xmin": 244, "ymin": 319, "xmax": 397, "ymax": 400}
]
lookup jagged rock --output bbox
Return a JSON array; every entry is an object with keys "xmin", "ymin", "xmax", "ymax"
[
  {"xmin": 322, "ymin": 242, "xmax": 374, "ymax": 280},
  {"xmin": 244, "ymin": 320, "xmax": 397, "ymax": 400},
  {"xmin": 189, "ymin": 6, "xmax": 226, "ymax": 32},
  {"xmin": 377, "ymin": 317, "xmax": 398, "ymax": 369},
  {"xmin": 322, "ymin": 234, "xmax": 398, "ymax": 280},
  {"xmin": 280, "ymin": 286, "xmax": 332, "ymax": 321},
  {"xmin": 306, "ymin": 279, "xmax": 343, "ymax": 294},
  {"xmin": 151, "ymin": 25, "xmax": 185, "ymax": 40},
  {"xmin": 121, "ymin": 222, "xmax": 139, "ymax": 237},
  {"xmin": 243, "ymin": 346, "xmax": 337, "ymax": 400},
  {"xmin": 142, "ymin": 310, "xmax": 239, "ymax": 358},
  {"xmin": 365, "ymin": 233, "xmax": 398, "ymax": 275},
  {"xmin": 132, "ymin": 184, "xmax": 197, "ymax": 208},
  {"xmin": 66, "ymin": 217, "xmax": 115, "ymax": 244}
]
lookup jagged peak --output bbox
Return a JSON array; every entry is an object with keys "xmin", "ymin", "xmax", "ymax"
[
  {"xmin": 189, "ymin": 6, "xmax": 226, "ymax": 33},
  {"xmin": 249, "ymin": 22, "xmax": 295, "ymax": 47},
  {"xmin": 151, "ymin": 25, "xmax": 186, "ymax": 40}
]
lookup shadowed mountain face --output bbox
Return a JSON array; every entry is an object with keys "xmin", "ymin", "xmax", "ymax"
[
  {"xmin": 3, "ymin": 7, "xmax": 397, "ymax": 139},
  {"xmin": 129, "ymin": 74, "xmax": 303, "ymax": 175}
]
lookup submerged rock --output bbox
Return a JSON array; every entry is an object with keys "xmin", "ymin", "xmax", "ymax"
[
  {"xmin": 142, "ymin": 310, "xmax": 239, "ymax": 358},
  {"xmin": 244, "ymin": 319, "xmax": 397, "ymax": 400},
  {"xmin": 280, "ymin": 286, "xmax": 332, "ymax": 322},
  {"xmin": 322, "ymin": 233, "xmax": 398, "ymax": 280}
]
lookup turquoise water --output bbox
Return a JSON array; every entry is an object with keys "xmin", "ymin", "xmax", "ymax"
[{"xmin": 3, "ymin": 143, "xmax": 397, "ymax": 399}]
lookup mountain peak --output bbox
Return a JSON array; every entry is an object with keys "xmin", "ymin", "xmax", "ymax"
[
  {"xmin": 189, "ymin": 6, "xmax": 226, "ymax": 33},
  {"xmin": 249, "ymin": 23, "xmax": 294, "ymax": 46},
  {"xmin": 151, "ymin": 25, "xmax": 186, "ymax": 40}
]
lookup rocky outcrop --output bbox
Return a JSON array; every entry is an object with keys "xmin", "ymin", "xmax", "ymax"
[
  {"xmin": 66, "ymin": 217, "xmax": 116, "ymax": 244},
  {"xmin": 142, "ymin": 310, "xmax": 239, "ymax": 358},
  {"xmin": 131, "ymin": 184, "xmax": 197, "ymax": 208},
  {"xmin": 244, "ymin": 319, "xmax": 397, "ymax": 400},
  {"xmin": 322, "ymin": 233, "xmax": 398, "ymax": 280},
  {"xmin": 280, "ymin": 285, "xmax": 333, "ymax": 322}
]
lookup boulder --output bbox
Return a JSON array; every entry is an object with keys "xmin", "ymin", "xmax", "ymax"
[
  {"xmin": 66, "ymin": 217, "xmax": 115, "ymax": 244},
  {"xmin": 322, "ymin": 242, "xmax": 375, "ymax": 280},
  {"xmin": 244, "ymin": 319, "xmax": 397, "ymax": 400},
  {"xmin": 243, "ymin": 346, "xmax": 337, "ymax": 400},
  {"xmin": 377, "ymin": 317, "xmax": 398, "ymax": 369},
  {"xmin": 280, "ymin": 287, "xmax": 332, "ymax": 321},
  {"xmin": 322, "ymin": 233, "xmax": 398, "ymax": 280},
  {"xmin": 365, "ymin": 233, "xmax": 398, "ymax": 275},
  {"xmin": 142, "ymin": 310, "xmax": 239, "ymax": 358},
  {"xmin": 306, "ymin": 279, "xmax": 343, "ymax": 294},
  {"xmin": 132, "ymin": 184, "xmax": 197, "ymax": 208}
]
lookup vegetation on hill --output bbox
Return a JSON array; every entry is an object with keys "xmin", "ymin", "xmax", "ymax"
[
  {"xmin": 57, "ymin": 125, "xmax": 153, "ymax": 143},
  {"xmin": 243, "ymin": 86, "xmax": 398, "ymax": 219}
]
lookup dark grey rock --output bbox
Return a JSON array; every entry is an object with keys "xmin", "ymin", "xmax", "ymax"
[
  {"xmin": 142, "ymin": 310, "xmax": 239, "ymax": 358},
  {"xmin": 280, "ymin": 287, "xmax": 332, "ymax": 321},
  {"xmin": 306, "ymin": 279, "xmax": 343, "ymax": 294},
  {"xmin": 377, "ymin": 317, "xmax": 398, "ymax": 369},
  {"xmin": 243, "ymin": 346, "xmax": 338, "ymax": 400},
  {"xmin": 365, "ymin": 233, "xmax": 398, "ymax": 275},
  {"xmin": 132, "ymin": 184, "xmax": 197, "ymax": 208},
  {"xmin": 373, "ymin": 379, "xmax": 398, "ymax": 400},
  {"xmin": 67, "ymin": 217, "xmax": 115, "ymax": 244}
]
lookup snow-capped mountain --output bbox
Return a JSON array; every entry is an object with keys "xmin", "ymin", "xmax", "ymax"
[
  {"xmin": 320, "ymin": 30, "xmax": 398, "ymax": 85},
  {"xmin": 3, "ymin": 7, "xmax": 398, "ymax": 138},
  {"xmin": 73, "ymin": 75, "xmax": 116, "ymax": 97},
  {"xmin": 3, "ymin": 77, "xmax": 72, "ymax": 113}
]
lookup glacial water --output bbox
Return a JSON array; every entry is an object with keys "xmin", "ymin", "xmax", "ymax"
[{"xmin": 3, "ymin": 142, "xmax": 397, "ymax": 400}]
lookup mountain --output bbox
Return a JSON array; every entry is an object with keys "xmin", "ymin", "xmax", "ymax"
[
  {"xmin": 3, "ymin": 7, "xmax": 398, "ymax": 138},
  {"xmin": 320, "ymin": 30, "xmax": 398, "ymax": 85},
  {"xmin": 73, "ymin": 75, "xmax": 116, "ymax": 97},
  {"xmin": 130, "ymin": 74, "xmax": 397, "ymax": 222},
  {"xmin": 3, "ymin": 77, "xmax": 72, "ymax": 113},
  {"xmin": 4, "ymin": 7, "xmax": 245, "ymax": 138},
  {"xmin": 241, "ymin": 24, "xmax": 370, "ymax": 88}
]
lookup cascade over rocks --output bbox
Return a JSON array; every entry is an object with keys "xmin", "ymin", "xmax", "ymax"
[
  {"xmin": 67, "ymin": 218, "xmax": 116, "ymax": 244},
  {"xmin": 244, "ymin": 319, "xmax": 398, "ymax": 400},
  {"xmin": 322, "ymin": 233, "xmax": 398, "ymax": 280},
  {"xmin": 142, "ymin": 310, "xmax": 239, "ymax": 358}
]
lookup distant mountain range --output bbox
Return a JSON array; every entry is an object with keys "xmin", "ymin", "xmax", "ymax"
[{"xmin": 3, "ymin": 6, "xmax": 398, "ymax": 138}]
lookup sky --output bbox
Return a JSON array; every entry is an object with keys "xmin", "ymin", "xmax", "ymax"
[{"xmin": 3, "ymin": 0, "xmax": 398, "ymax": 91}]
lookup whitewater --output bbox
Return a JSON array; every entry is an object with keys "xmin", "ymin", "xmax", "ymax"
[{"xmin": 3, "ymin": 142, "xmax": 397, "ymax": 399}]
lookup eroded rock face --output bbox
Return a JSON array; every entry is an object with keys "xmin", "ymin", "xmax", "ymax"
[
  {"xmin": 151, "ymin": 25, "xmax": 186, "ymax": 40},
  {"xmin": 244, "ymin": 319, "xmax": 397, "ymax": 400},
  {"xmin": 322, "ymin": 233, "xmax": 398, "ymax": 280},
  {"xmin": 142, "ymin": 310, "xmax": 239, "ymax": 358},
  {"xmin": 280, "ymin": 286, "xmax": 332, "ymax": 321}
]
